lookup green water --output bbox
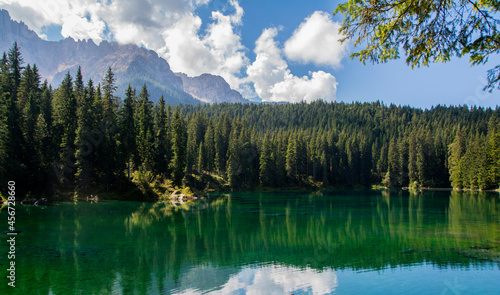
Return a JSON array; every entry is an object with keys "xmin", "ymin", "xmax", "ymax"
[{"xmin": 1, "ymin": 189, "xmax": 499, "ymax": 294}]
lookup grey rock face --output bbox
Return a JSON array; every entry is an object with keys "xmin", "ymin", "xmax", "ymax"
[{"xmin": 0, "ymin": 9, "xmax": 246, "ymax": 104}]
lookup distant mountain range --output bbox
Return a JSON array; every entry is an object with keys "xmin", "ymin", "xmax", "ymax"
[{"xmin": 0, "ymin": 9, "xmax": 248, "ymax": 104}]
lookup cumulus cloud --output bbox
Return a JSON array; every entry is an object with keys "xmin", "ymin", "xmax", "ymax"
[
  {"xmin": 161, "ymin": 0, "xmax": 249, "ymax": 94},
  {"xmin": 1, "ymin": 0, "xmax": 108, "ymax": 43},
  {"xmin": 175, "ymin": 264, "xmax": 338, "ymax": 294},
  {"xmin": 1, "ymin": 1, "xmax": 344, "ymax": 103},
  {"xmin": 60, "ymin": 13, "xmax": 106, "ymax": 43},
  {"xmin": 284, "ymin": 11, "xmax": 349, "ymax": 68},
  {"xmin": 1, "ymin": 0, "xmax": 249, "ymax": 91},
  {"xmin": 247, "ymin": 27, "xmax": 338, "ymax": 103},
  {"xmin": 101, "ymin": 0, "xmax": 192, "ymax": 49}
]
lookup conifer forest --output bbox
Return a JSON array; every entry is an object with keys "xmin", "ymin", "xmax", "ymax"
[{"xmin": 1, "ymin": 43, "xmax": 500, "ymax": 198}]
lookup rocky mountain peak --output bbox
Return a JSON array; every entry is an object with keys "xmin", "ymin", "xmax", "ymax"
[
  {"xmin": 176, "ymin": 73, "xmax": 248, "ymax": 104},
  {"xmin": 0, "ymin": 9, "xmax": 247, "ymax": 105}
]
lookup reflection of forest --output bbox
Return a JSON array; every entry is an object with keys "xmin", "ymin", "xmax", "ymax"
[{"xmin": 2, "ymin": 190, "xmax": 499, "ymax": 295}]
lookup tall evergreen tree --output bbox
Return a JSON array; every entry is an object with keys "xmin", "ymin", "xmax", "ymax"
[
  {"xmin": 387, "ymin": 137, "xmax": 400, "ymax": 186},
  {"xmin": 74, "ymin": 79, "xmax": 96, "ymax": 192},
  {"xmin": 286, "ymin": 133, "xmax": 298, "ymax": 183},
  {"xmin": 100, "ymin": 67, "xmax": 119, "ymax": 189},
  {"xmin": 7, "ymin": 42, "xmax": 23, "ymax": 99},
  {"xmin": 226, "ymin": 119, "xmax": 242, "ymax": 187},
  {"xmin": 259, "ymin": 133, "xmax": 274, "ymax": 186},
  {"xmin": 201, "ymin": 120, "xmax": 214, "ymax": 172},
  {"xmin": 136, "ymin": 83, "xmax": 154, "ymax": 170},
  {"xmin": 448, "ymin": 128, "xmax": 465, "ymax": 189},
  {"xmin": 120, "ymin": 84, "xmax": 137, "ymax": 179},
  {"xmin": 170, "ymin": 106, "xmax": 186, "ymax": 186},
  {"xmin": 408, "ymin": 133, "xmax": 418, "ymax": 186},
  {"xmin": 52, "ymin": 72, "xmax": 77, "ymax": 184},
  {"xmin": 487, "ymin": 117, "xmax": 500, "ymax": 187},
  {"xmin": 197, "ymin": 142, "xmax": 205, "ymax": 173},
  {"xmin": 154, "ymin": 95, "xmax": 168, "ymax": 176}
]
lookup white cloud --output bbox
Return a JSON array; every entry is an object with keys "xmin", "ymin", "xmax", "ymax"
[
  {"xmin": 0, "ymin": 2, "xmax": 344, "ymax": 103},
  {"xmin": 160, "ymin": 0, "xmax": 249, "ymax": 94},
  {"xmin": 284, "ymin": 11, "xmax": 349, "ymax": 68},
  {"xmin": 271, "ymin": 71, "xmax": 338, "ymax": 103},
  {"xmin": 173, "ymin": 264, "xmax": 338, "ymax": 295},
  {"xmin": 101, "ymin": 0, "xmax": 192, "ymax": 49},
  {"xmin": 247, "ymin": 27, "xmax": 338, "ymax": 103},
  {"xmin": 1, "ymin": 0, "xmax": 107, "ymax": 43},
  {"xmin": 1, "ymin": 0, "xmax": 249, "ymax": 92},
  {"xmin": 60, "ymin": 13, "xmax": 106, "ymax": 43}
]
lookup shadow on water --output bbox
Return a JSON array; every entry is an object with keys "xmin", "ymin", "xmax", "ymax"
[{"xmin": 0, "ymin": 190, "xmax": 499, "ymax": 294}]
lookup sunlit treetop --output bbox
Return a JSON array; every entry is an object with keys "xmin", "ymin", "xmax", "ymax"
[{"xmin": 335, "ymin": 0, "xmax": 500, "ymax": 90}]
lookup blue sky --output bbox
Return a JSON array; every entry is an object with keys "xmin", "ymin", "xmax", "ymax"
[{"xmin": 1, "ymin": 0, "xmax": 499, "ymax": 108}]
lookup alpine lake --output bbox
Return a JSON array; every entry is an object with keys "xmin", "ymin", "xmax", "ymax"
[{"xmin": 1, "ymin": 189, "xmax": 499, "ymax": 294}]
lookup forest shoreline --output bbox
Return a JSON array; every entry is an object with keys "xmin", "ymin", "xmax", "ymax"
[
  {"xmin": 3, "ymin": 43, "xmax": 500, "ymax": 201},
  {"xmin": 38, "ymin": 184, "xmax": 500, "ymax": 204}
]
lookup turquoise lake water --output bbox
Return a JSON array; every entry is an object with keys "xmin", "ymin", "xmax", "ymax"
[{"xmin": 1, "ymin": 189, "xmax": 499, "ymax": 294}]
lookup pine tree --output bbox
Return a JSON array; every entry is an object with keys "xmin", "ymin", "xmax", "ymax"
[
  {"xmin": 197, "ymin": 142, "xmax": 204, "ymax": 172},
  {"xmin": 136, "ymin": 83, "xmax": 154, "ymax": 170},
  {"xmin": 7, "ymin": 42, "xmax": 23, "ymax": 99},
  {"xmin": 286, "ymin": 133, "xmax": 298, "ymax": 183},
  {"xmin": 74, "ymin": 66, "xmax": 84, "ymax": 102},
  {"xmin": 226, "ymin": 119, "xmax": 242, "ymax": 187},
  {"xmin": 487, "ymin": 117, "xmax": 500, "ymax": 187},
  {"xmin": 398, "ymin": 137, "xmax": 409, "ymax": 186},
  {"xmin": 387, "ymin": 137, "xmax": 400, "ymax": 186},
  {"xmin": 0, "ymin": 85, "xmax": 8, "ymax": 185},
  {"xmin": 274, "ymin": 132, "xmax": 287, "ymax": 186},
  {"xmin": 120, "ymin": 84, "xmax": 137, "ymax": 180},
  {"xmin": 154, "ymin": 95, "xmax": 169, "ymax": 176},
  {"xmin": 170, "ymin": 106, "xmax": 187, "ymax": 186},
  {"xmin": 2, "ymin": 44, "xmax": 25, "ymax": 188},
  {"xmin": 204, "ymin": 121, "xmax": 215, "ymax": 172},
  {"xmin": 259, "ymin": 133, "xmax": 274, "ymax": 186},
  {"xmin": 186, "ymin": 113, "xmax": 206, "ymax": 173},
  {"xmin": 74, "ymin": 78, "xmax": 95, "ymax": 192},
  {"xmin": 102, "ymin": 67, "xmax": 117, "ymax": 120},
  {"xmin": 448, "ymin": 128, "xmax": 465, "ymax": 189},
  {"xmin": 100, "ymin": 67, "xmax": 119, "ymax": 189},
  {"xmin": 214, "ymin": 115, "xmax": 231, "ymax": 176},
  {"xmin": 408, "ymin": 133, "xmax": 418, "ymax": 186},
  {"xmin": 52, "ymin": 72, "xmax": 77, "ymax": 184},
  {"xmin": 36, "ymin": 82, "xmax": 54, "ymax": 171}
]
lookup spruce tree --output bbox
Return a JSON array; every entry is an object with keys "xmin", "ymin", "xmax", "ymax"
[
  {"xmin": 487, "ymin": 117, "xmax": 500, "ymax": 187},
  {"xmin": 204, "ymin": 121, "xmax": 215, "ymax": 172},
  {"xmin": 75, "ymin": 78, "xmax": 95, "ymax": 192},
  {"xmin": 101, "ymin": 67, "xmax": 119, "ymax": 189},
  {"xmin": 136, "ymin": 83, "xmax": 154, "ymax": 170},
  {"xmin": 197, "ymin": 142, "xmax": 204, "ymax": 173},
  {"xmin": 120, "ymin": 84, "xmax": 137, "ymax": 179},
  {"xmin": 7, "ymin": 42, "xmax": 23, "ymax": 99},
  {"xmin": 448, "ymin": 128, "xmax": 465, "ymax": 189},
  {"xmin": 52, "ymin": 72, "xmax": 77, "ymax": 184},
  {"xmin": 286, "ymin": 133, "xmax": 298, "ymax": 183},
  {"xmin": 259, "ymin": 133, "xmax": 274, "ymax": 186},
  {"xmin": 154, "ymin": 95, "xmax": 168, "ymax": 176},
  {"xmin": 170, "ymin": 106, "xmax": 186, "ymax": 186},
  {"xmin": 226, "ymin": 120, "xmax": 241, "ymax": 187}
]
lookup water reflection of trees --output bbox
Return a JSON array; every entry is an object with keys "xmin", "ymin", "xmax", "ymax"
[
  {"xmin": 122, "ymin": 190, "xmax": 499, "ymax": 275},
  {"xmin": 447, "ymin": 191, "xmax": 500, "ymax": 244},
  {"xmin": 2, "ymin": 191, "xmax": 499, "ymax": 295}
]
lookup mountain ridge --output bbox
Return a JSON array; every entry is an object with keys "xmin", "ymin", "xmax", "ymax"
[{"xmin": 0, "ymin": 9, "xmax": 248, "ymax": 104}]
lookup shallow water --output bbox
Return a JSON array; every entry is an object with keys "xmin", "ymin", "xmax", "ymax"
[{"xmin": 1, "ymin": 189, "xmax": 499, "ymax": 294}]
